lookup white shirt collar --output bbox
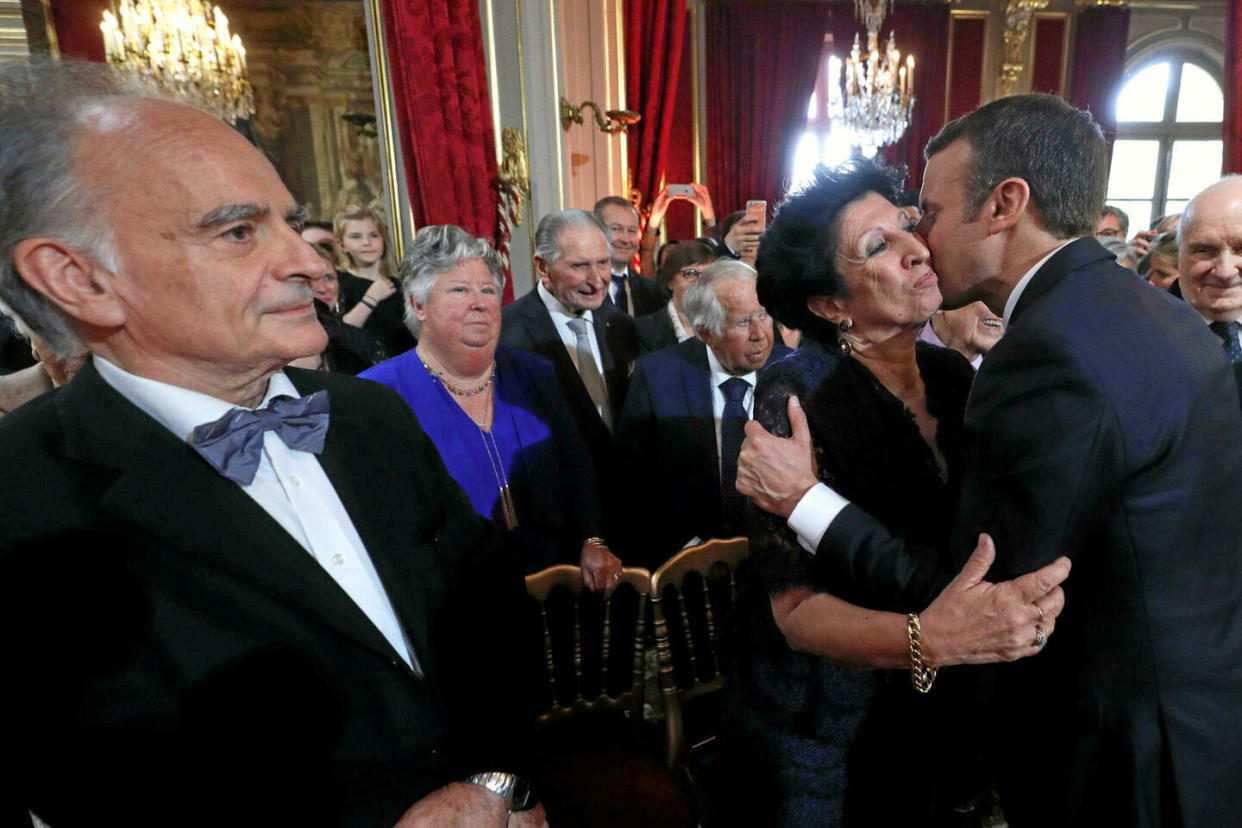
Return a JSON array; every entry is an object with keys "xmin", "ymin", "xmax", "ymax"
[
  {"xmin": 537, "ymin": 279, "xmax": 594, "ymax": 324},
  {"xmin": 1002, "ymin": 239, "xmax": 1077, "ymax": 328},
  {"xmin": 705, "ymin": 343, "xmax": 757, "ymax": 389},
  {"xmin": 94, "ymin": 355, "xmax": 295, "ymax": 443},
  {"xmin": 668, "ymin": 301, "xmax": 692, "ymax": 341}
]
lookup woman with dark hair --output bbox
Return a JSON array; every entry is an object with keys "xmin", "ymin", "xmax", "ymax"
[
  {"xmin": 718, "ymin": 158, "xmax": 1069, "ymax": 826},
  {"xmin": 633, "ymin": 238, "xmax": 718, "ymax": 354}
]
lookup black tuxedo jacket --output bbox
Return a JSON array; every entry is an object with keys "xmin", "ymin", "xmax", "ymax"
[
  {"xmin": 0, "ymin": 361, "xmax": 528, "ymax": 827},
  {"xmin": 615, "ymin": 338, "xmax": 791, "ymax": 567},
  {"xmin": 499, "ymin": 288, "xmax": 638, "ymax": 485},
  {"xmin": 808, "ymin": 239, "xmax": 1242, "ymax": 826},
  {"xmin": 606, "ymin": 265, "xmax": 668, "ymax": 317}
]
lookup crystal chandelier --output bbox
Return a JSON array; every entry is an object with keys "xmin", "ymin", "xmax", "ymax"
[
  {"xmin": 833, "ymin": 0, "xmax": 915, "ymax": 154},
  {"xmin": 100, "ymin": 0, "xmax": 255, "ymax": 125}
]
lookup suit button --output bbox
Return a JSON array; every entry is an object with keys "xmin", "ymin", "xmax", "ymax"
[{"xmin": 430, "ymin": 746, "xmax": 444, "ymax": 757}]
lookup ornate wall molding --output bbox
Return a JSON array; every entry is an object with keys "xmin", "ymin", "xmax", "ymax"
[{"xmin": 997, "ymin": 0, "xmax": 1048, "ymax": 97}]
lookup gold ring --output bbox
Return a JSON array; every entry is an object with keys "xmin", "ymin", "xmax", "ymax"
[{"xmin": 1035, "ymin": 604, "xmax": 1045, "ymax": 624}]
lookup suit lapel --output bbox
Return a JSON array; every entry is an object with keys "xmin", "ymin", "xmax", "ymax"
[
  {"xmin": 677, "ymin": 340, "xmax": 721, "ymax": 489},
  {"xmin": 60, "ymin": 363, "xmax": 408, "ymax": 665},
  {"xmin": 1010, "ymin": 238, "xmax": 1115, "ymax": 326}
]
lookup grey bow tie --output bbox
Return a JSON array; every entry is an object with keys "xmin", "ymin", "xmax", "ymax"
[{"xmin": 189, "ymin": 390, "xmax": 330, "ymax": 485}]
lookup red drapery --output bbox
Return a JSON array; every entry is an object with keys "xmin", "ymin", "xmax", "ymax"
[
  {"xmin": 706, "ymin": 1, "xmax": 834, "ymax": 213},
  {"xmin": 380, "ymin": 0, "xmax": 505, "ymax": 294},
  {"xmin": 625, "ymin": 0, "xmax": 688, "ymax": 208},
  {"xmin": 1068, "ymin": 7, "xmax": 1130, "ymax": 148},
  {"xmin": 876, "ymin": 5, "xmax": 950, "ymax": 188},
  {"xmin": 47, "ymin": 0, "xmax": 107, "ymax": 61},
  {"xmin": 1225, "ymin": 0, "xmax": 1242, "ymax": 174}
]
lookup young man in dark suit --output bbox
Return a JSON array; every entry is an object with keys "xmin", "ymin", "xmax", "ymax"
[
  {"xmin": 615, "ymin": 260, "xmax": 790, "ymax": 567},
  {"xmin": 739, "ymin": 94, "xmax": 1242, "ymax": 827},
  {"xmin": 0, "ymin": 62, "xmax": 541, "ymax": 827},
  {"xmin": 594, "ymin": 196, "xmax": 669, "ymax": 316}
]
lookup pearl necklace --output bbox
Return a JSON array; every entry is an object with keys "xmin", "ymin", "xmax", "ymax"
[{"xmin": 421, "ymin": 358, "xmax": 496, "ymax": 397}]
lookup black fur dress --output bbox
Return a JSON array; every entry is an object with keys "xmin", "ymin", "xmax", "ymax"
[{"xmin": 716, "ymin": 335, "xmax": 983, "ymax": 827}]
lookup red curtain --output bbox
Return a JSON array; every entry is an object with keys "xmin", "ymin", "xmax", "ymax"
[
  {"xmin": 1068, "ymin": 7, "xmax": 1130, "ymax": 148},
  {"xmin": 877, "ymin": 5, "xmax": 950, "ymax": 188},
  {"xmin": 381, "ymin": 0, "xmax": 502, "ymax": 262},
  {"xmin": 625, "ymin": 0, "xmax": 689, "ymax": 208},
  {"xmin": 47, "ymin": 0, "xmax": 107, "ymax": 61},
  {"xmin": 706, "ymin": 1, "xmax": 834, "ymax": 213},
  {"xmin": 1225, "ymin": 0, "xmax": 1242, "ymax": 174}
]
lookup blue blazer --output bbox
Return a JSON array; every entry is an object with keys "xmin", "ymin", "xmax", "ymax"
[{"xmin": 614, "ymin": 337, "xmax": 791, "ymax": 566}]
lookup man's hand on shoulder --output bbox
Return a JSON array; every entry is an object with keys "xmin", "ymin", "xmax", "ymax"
[
  {"xmin": 394, "ymin": 782, "xmax": 508, "ymax": 828},
  {"xmin": 736, "ymin": 395, "xmax": 819, "ymax": 518}
]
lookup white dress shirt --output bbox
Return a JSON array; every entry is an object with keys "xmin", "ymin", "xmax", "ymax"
[
  {"xmin": 538, "ymin": 280, "xmax": 609, "ymax": 417},
  {"xmin": 787, "ymin": 240, "xmax": 1075, "ymax": 554},
  {"xmin": 668, "ymin": 301, "xmax": 693, "ymax": 342},
  {"xmin": 93, "ymin": 356, "xmax": 419, "ymax": 672},
  {"xmin": 705, "ymin": 346, "xmax": 757, "ymax": 475}
]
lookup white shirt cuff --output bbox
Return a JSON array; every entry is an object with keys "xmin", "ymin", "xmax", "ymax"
[{"xmin": 786, "ymin": 483, "xmax": 850, "ymax": 554}]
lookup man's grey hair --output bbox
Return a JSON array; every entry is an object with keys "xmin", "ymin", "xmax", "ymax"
[
  {"xmin": 400, "ymin": 224, "xmax": 505, "ymax": 337},
  {"xmin": 1098, "ymin": 236, "xmax": 1134, "ymax": 265},
  {"xmin": 684, "ymin": 259, "xmax": 757, "ymax": 337},
  {"xmin": 533, "ymin": 209, "xmax": 613, "ymax": 264},
  {"xmin": 1178, "ymin": 175, "xmax": 1242, "ymax": 246},
  {"xmin": 0, "ymin": 60, "xmax": 160, "ymax": 359}
]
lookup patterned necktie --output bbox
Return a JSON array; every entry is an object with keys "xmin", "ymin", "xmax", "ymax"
[
  {"xmin": 719, "ymin": 376, "xmax": 751, "ymax": 525},
  {"xmin": 611, "ymin": 271, "xmax": 630, "ymax": 315},
  {"xmin": 566, "ymin": 316, "xmax": 613, "ymax": 429},
  {"xmin": 1209, "ymin": 321, "xmax": 1242, "ymax": 364},
  {"xmin": 189, "ymin": 390, "xmax": 330, "ymax": 485}
]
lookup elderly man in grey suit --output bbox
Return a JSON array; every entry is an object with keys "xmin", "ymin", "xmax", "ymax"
[{"xmin": 0, "ymin": 61, "xmax": 543, "ymax": 827}]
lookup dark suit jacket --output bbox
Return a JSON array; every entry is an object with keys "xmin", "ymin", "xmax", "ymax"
[
  {"xmin": 606, "ymin": 265, "xmax": 668, "ymax": 317},
  {"xmin": 800, "ymin": 239, "xmax": 1242, "ymax": 827},
  {"xmin": 615, "ymin": 338, "xmax": 791, "ymax": 567},
  {"xmin": 0, "ymin": 361, "xmax": 529, "ymax": 827},
  {"xmin": 634, "ymin": 307, "xmax": 681, "ymax": 355},
  {"xmin": 499, "ymin": 288, "xmax": 638, "ymax": 491}
]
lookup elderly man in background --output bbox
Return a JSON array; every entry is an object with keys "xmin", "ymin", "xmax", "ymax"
[
  {"xmin": 1177, "ymin": 176, "xmax": 1242, "ymax": 408},
  {"xmin": 614, "ymin": 260, "xmax": 790, "ymax": 566},
  {"xmin": 500, "ymin": 210, "xmax": 638, "ymax": 513},
  {"xmin": 593, "ymin": 196, "xmax": 667, "ymax": 316},
  {"xmin": 0, "ymin": 61, "xmax": 540, "ymax": 827},
  {"xmin": 917, "ymin": 302, "xmax": 1004, "ymax": 369}
]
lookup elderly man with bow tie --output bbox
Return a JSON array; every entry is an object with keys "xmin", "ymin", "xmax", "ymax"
[{"xmin": 0, "ymin": 61, "xmax": 542, "ymax": 828}]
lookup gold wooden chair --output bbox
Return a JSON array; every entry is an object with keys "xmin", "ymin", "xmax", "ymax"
[
  {"xmin": 650, "ymin": 537, "xmax": 749, "ymax": 789},
  {"xmin": 524, "ymin": 564, "xmax": 652, "ymax": 724}
]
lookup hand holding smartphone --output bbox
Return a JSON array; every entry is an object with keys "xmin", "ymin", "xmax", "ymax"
[{"xmin": 745, "ymin": 200, "xmax": 767, "ymax": 232}]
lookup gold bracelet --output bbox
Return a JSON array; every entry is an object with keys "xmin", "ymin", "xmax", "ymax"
[{"xmin": 907, "ymin": 612, "xmax": 938, "ymax": 694}]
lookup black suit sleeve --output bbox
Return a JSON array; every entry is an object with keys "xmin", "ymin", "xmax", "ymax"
[{"xmin": 612, "ymin": 360, "xmax": 658, "ymax": 561}]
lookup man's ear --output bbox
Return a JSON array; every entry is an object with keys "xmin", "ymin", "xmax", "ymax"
[
  {"xmin": 806, "ymin": 295, "xmax": 848, "ymax": 326},
  {"xmin": 11, "ymin": 238, "xmax": 125, "ymax": 328},
  {"xmin": 985, "ymin": 177, "xmax": 1031, "ymax": 235},
  {"xmin": 533, "ymin": 255, "xmax": 551, "ymax": 288}
]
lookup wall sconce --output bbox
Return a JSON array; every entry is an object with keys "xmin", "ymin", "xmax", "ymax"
[{"xmin": 560, "ymin": 98, "xmax": 641, "ymax": 134}]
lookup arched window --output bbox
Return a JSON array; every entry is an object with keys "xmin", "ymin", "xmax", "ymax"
[
  {"xmin": 790, "ymin": 36, "xmax": 862, "ymax": 190},
  {"xmin": 1106, "ymin": 51, "xmax": 1223, "ymax": 233}
]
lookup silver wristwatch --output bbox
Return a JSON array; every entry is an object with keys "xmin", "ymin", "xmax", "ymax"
[{"xmin": 465, "ymin": 771, "xmax": 536, "ymax": 812}]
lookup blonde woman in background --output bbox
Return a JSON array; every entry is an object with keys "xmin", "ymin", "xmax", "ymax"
[{"xmin": 335, "ymin": 205, "xmax": 415, "ymax": 355}]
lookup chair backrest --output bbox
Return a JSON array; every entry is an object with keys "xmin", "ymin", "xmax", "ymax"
[
  {"xmin": 650, "ymin": 537, "xmax": 749, "ymax": 769},
  {"xmin": 524, "ymin": 564, "xmax": 651, "ymax": 725}
]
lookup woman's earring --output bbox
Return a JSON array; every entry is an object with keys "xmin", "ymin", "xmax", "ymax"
[
  {"xmin": 838, "ymin": 320, "xmax": 852, "ymax": 333},
  {"xmin": 838, "ymin": 338, "xmax": 851, "ymax": 355}
]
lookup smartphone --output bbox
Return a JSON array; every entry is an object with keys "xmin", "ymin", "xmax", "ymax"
[
  {"xmin": 745, "ymin": 200, "xmax": 767, "ymax": 232},
  {"xmin": 666, "ymin": 184, "xmax": 694, "ymax": 198}
]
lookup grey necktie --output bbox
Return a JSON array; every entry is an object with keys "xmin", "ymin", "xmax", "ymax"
[{"xmin": 566, "ymin": 316, "xmax": 613, "ymax": 429}]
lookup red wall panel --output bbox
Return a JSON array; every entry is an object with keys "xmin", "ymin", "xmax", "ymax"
[
  {"xmin": 948, "ymin": 17, "xmax": 985, "ymax": 122},
  {"xmin": 1031, "ymin": 17, "xmax": 1067, "ymax": 96}
]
